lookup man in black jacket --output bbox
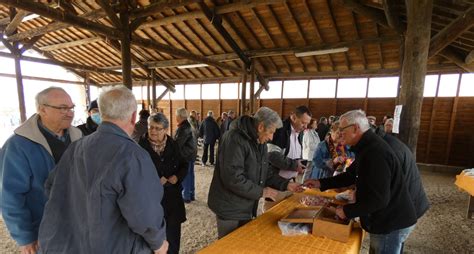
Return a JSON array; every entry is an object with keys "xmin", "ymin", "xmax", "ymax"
[
  {"xmin": 268, "ymin": 106, "xmax": 311, "ymax": 179},
  {"xmin": 199, "ymin": 111, "xmax": 220, "ymax": 166},
  {"xmin": 175, "ymin": 108, "xmax": 197, "ymax": 203},
  {"xmin": 77, "ymin": 100, "xmax": 100, "ymax": 136},
  {"xmin": 305, "ymin": 109, "xmax": 417, "ymax": 254},
  {"xmin": 208, "ymin": 107, "xmax": 303, "ymax": 239}
]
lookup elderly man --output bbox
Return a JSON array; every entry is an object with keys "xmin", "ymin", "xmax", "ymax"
[
  {"xmin": 77, "ymin": 99, "xmax": 100, "ymax": 136},
  {"xmin": 175, "ymin": 107, "xmax": 197, "ymax": 203},
  {"xmin": 268, "ymin": 105, "xmax": 312, "ymax": 179},
  {"xmin": 38, "ymin": 86, "xmax": 168, "ymax": 254},
  {"xmin": 305, "ymin": 109, "xmax": 417, "ymax": 254},
  {"xmin": 0, "ymin": 87, "xmax": 82, "ymax": 254},
  {"xmin": 208, "ymin": 107, "xmax": 303, "ymax": 239}
]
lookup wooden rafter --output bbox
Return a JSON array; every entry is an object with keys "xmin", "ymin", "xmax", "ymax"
[
  {"xmin": 39, "ymin": 37, "xmax": 103, "ymax": 51},
  {"xmin": 466, "ymin": 50, "xmax": 474, "ymax": 64},
  {"xmin": 439, "ymin": 47, "xmax": 474, "ymax": 72},
  {"xmin": 301, "ymin": 0, "xmax": 323, "ymax": 72},
  {"xmin": 350, "ymin": 12, "xmax": 367, "ymax": 69},
  {"xmin": 428, "ymin": 5, "xmax": 474, "ymax": 59},
  {"xmin": 283, "ymin": 2, "xmax": 311, "ymax": 72},
  {"xmin": 333, "ymin": 0, "xmax": 389, "ymax": 28},
  {"xmin": 327, "ymin": 0, "xmax": 351, "ymax": 70},
  {"xmin": 96, "ymin": 0, "xmax": 122, "ymax": 28},
  {"xmin": 382, "ymin": 0, "xmax": 405, "ymax": 34},
  {"xmin": 131, "ymin": 0, "xmax": 201, "ymax": 19},
  {"xmin": 4, "ymin": 9, "xmax": 27, "ymax": 36},
  {"xmin": 199, "ymin": 1, "xmax": 269, "ymax": 89}
]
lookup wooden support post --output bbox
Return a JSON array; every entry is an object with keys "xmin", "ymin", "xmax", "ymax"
[
  {"xmin": 425, "ymin": 75, "xmax": 440, "ymax": 161},
  {"xmin": 249, "ymin": 62, "xmax": 255, "ymax": 114},
  {"xmin": 147, "ymin": 79, "xmax": 151, "ymax": 108},
  {"xmin": 84, "ymin": 73, "xmax": 91, "ymax": 106},
  {"xmin": 120, "ymin": 5, "xmax": 132, "ymax": 89},
  {"xmin": 364, "ymin": 78, "xmax": 369, "ymax": 112},
  {"xmin": 156, "ymin": 88, "xmax": 169, "ymax": 102},
  {"xmin": 280, "ymin": 80, "xmax": 284, "ymax": 117},
  {"xmin": 152, "ymin": 71, "xmax": 157, "ymax": 109},
  {"xmin": 14, "ymin": 49, "xmax": 26, "ymax": 122},
  {"xmin": 241, "ymin": 67, "xmax": 248, "ymax": 116},
  {"xmin": 398, "ymin": 0, "xmax": 433, "ymax": 156},
  {"xmin": 445, "ymin": 73, "xmax": 462, "ymax": 165}
]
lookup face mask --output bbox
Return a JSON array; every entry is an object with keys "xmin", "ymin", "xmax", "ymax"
[{"xmin": 91, "ymin": 113, "xmax": 102, "ymax": 125}]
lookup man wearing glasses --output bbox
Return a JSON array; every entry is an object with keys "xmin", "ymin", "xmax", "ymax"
[
  {"xmin": 0, "ymin": 87, "xmax": 82, "ymax": 254},
  {"xmin": 305, "ymin": 109, "xmax": 417, "ymax": 254}
]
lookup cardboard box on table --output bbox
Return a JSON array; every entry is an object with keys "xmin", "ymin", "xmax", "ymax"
[{"xmin": 280, "ymin": 206, "xmax": 353, "ymax": 243}]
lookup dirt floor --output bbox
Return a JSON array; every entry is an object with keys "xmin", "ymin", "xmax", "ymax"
[{"xmin": 1, "ymin": 166, "xmax": 473, "ymax": 253}]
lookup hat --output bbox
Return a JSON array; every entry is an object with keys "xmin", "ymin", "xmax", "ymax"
[
  {"xmin": 88, "ymin": 100, "xmax": 98, "ymax": 112},
  {"xmin": 367, "ymin": 116, "xmax": 376, "ymax": 121}
]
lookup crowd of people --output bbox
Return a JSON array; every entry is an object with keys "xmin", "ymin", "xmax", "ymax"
[{"xmin": 0, "ymin": 85, "xmax": 428, "ymax": 254}]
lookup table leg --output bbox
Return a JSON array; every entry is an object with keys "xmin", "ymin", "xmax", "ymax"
[{"xmin": 468, "ymin": 195, "xmax": 474, "ymax": 219}]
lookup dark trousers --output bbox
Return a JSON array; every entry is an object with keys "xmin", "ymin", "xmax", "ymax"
[
  {"xmin": 216, "ymin": 216, "xmax": 251, "ymax": 239},
  {"xmin": 202, "ymin": 141, "xmax": 216, "ymax": 165},
  {"xmin": 166, "ymin": 222, "xmax": 182, "ymax": 254},
  {"xmin": 181, "ymin": 161, "xmax": 195, "ymax": 201}
]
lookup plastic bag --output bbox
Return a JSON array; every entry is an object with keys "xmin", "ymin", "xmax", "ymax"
[{"xmin": 278, "ymin": 221, "xmax": 311, "ymax": 236}]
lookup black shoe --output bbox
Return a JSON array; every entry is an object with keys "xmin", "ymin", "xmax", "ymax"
[
  {"xmin": 184, "ymin": 199, "xmax": 191, "ymax": 204},
  {"xmin": 191, "ymin": 197, "xmax": 196, "ymax": 201}
]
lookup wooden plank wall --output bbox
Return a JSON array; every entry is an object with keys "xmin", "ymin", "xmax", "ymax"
[{"xmin": 159, "ymin": 97, "xmax": 474, "ymax": 167}]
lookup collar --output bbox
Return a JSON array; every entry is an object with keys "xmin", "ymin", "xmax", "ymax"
[
  {"xmin": 38, "ymin": 119, "xmax": 70, "ymax": 142},
  {"xmin": 97, "ymin": 121, "xmax": 132, "ymax": 140},
  {"xmin": 349, "ymin": 130, "xmax": 374, "ymax": 153}
]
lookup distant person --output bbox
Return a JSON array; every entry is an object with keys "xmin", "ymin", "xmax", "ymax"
[
  {"xmin": 188, "ymin": 110, "xmax": 199, "ymax": 138},
  {"xmin": 38, "ymin": 86, "xmax": 168, "ymax": 254},
  {"xmin": 305, "ymin": 110, "xmax": 417, "ymax": 254},
  {"xmin": 376, "ymin": 115, "xmax": 392, "ymax": 136},
  {"xmin": 208, "ymin": 107, "xmax": 303, "ymax": 239},
  {"xmin": 224, "ymin": 110, "xmax": 236, "ymax": 131},
  {"xmin": 328, "ymin": 115, "xmax": 336, "ymax": 126},
  {"xmin": 384, "ymin": 118, "xmax": 394, "ymax": 134},
  {"xmin": 317, "ymin": 117, "xmax": 329, "ymax": 139},
  {"xmin": 219, "ymin": 112, "xmax": 228, "ymax": 138},
  {"xmin": 139, "ymin": 113, "xmax": 187, "ymax": 254},
  {"xmin": 268, "ymin": 106, "xmax": 311, "ymax": 179},
  {"xmin": 175, "ymin": 108, "xmax": 198, "ymax": 203},
  {"xmin": 367, "ymin": 116, "xmax": 377, "ymax": 132},
  {"xmin": 0, "ymin": 87, "xmax": 82, "ymax": 254},
  {"xmin": 77, "ymin": 99, "xmax": 100, "ymax": 135},
  {"xmin": 132, "ymin": 109, "xmax": 150, "ymax": 142},
  {"xmin": 199, "ymin": 111, "xmax": 220, "ymax": 166},
  {"xmin": 302, "ymin": 118, "xmax": 320, "ymax": 181}
]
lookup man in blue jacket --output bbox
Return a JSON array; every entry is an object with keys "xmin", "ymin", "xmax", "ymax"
[
  {"xmin": 0, "ymin": 87, "xmax": 82, "ymax": 254},
  {"xmin": 38, "ymin": 86, "xmax": 168, "ymax": 254}
]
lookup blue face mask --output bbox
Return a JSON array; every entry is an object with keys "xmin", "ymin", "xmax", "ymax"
[{"xmin": 91, "ymin": 113, "xmax": 102, "ymax": 125}]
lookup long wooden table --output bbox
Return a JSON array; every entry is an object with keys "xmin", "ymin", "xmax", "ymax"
[
  {"xmin": 455, "ymin": 171, "xmax": 474, "ymax": 219},
  {"xmin": 199, "ymin": 189, "xmax": 363, "ymax": 254}
]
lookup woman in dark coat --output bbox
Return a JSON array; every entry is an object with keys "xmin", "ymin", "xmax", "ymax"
[{"xmin": 138, "ymin": 113, "xmax": 187, "ymax": 254}]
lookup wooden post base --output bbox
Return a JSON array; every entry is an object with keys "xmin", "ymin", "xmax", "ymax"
[{"xmin": 468, "ymin": 195, "xmax": 474, "ymax": 219}]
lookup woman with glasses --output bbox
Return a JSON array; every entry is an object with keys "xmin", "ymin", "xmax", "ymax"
[
  {"xmin": 138, "ymin": 113, "xmax": 187, "ymax": 254},
  {"xmin": 310, "ymin": 121, "xmax": 355, "ymax": 179}
]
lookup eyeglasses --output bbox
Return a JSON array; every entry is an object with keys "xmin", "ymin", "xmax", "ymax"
[
  {"xmin": 148, "ymin": 125, "xmax": 166, "ymax": 132},
  {"xmin": 43, "ymin": 104, "xmax": 75, "ymax": 114},
  {"xmin": 338, "ymin": 124, "xmax": 355, "ymax": 132}
]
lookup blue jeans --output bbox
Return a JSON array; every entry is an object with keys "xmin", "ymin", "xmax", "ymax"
[
  {"xmin": 369, "ymin": 224, "xmax": 416, "ymax": 254},
  {"xmin": 181, "ymin": 161, "xmax": 195, "ymax": 201}
]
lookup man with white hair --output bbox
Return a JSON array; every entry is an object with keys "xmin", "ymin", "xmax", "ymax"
[
  {"xmin": 38, "ymin": 86, "xmax": 168, "ymax": 254},
  {"xmin": 0, "ymin": 87, "xmax": 82, "ymax": 254},
  {"xmin": 208, "ymin": 107, "xmax": 303, "ymax": 239},
  {"xmin": 304, "ymin": 109, "xmax": 417, "ymax": 254}
]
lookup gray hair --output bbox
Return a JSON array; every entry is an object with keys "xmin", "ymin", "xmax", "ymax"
[
  {"xmin": 253, "ymin": 107, "xmax": 283, "ymax": 130},
  {"xmin": 207, "ymin": 110, "xmax": 213, "ymax": 117},
  {"xmin": 340, "ymin": 109, "xmax": 370, "ymax": 132},
  {"xmin": 148, "ymin": 113, "xmax": 169, "ymax": 129},
  {"xmin": 385, "ymin": 118, "xmax": 394, "ymax": 125},
  {"xmin": 98, "ymin": 86, "xmax": 137, "ymax": 121},
  {"xmin": 176, "ymin": 107, "xmax": 188, "ymax": 119},
  {"xmin": 35, "ymin": 86, "xmax": 67, "ymax": 111}
]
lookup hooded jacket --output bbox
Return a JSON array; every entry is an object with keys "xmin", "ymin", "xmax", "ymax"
[
  {"xmin": 208, "ymin": 116, "xmax": 289, "ymax": 220},
  {"xmin": 0, "ymin": 114, "xmax": 81, "ymax": 245}
]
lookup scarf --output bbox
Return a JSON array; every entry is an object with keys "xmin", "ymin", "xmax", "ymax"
[
  {"xmin": 148, "ymin": 135, "xmax": 167, "ymax": 155},
  {"xmin": 326, "ymin": 135, "xmax": 347, "ymax": 172}
]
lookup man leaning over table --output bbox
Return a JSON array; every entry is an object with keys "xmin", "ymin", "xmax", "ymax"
[
  {"xmin": 305, "ymin": 109, "xmax": 417, "ymax": 254},
  {"xmin": 208, "ymin": 107, "xmax": 304, "ymax": 239}
]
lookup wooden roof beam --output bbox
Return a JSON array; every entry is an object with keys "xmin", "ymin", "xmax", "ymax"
[
  {"xmin": 382, "ymin": 0, "xmax": 405, "ymax": 34},
  {"xmin": 137, "ymin": 0, "xmax": 286, "ymax": 30},
  {"xmin": 101, "ymin": 36, "xmax": 401, "ymax": 70},
  {"xmin": 4, "ymin": 9, "xmax": 28, "ymax": 36},
  {"xmin": 0, "ymin": 0, "xmax": 243, "ymax": 74},
  {"xmin": 198, "ymin": 1, "xmax": 269, "ymax": 90},
  {"xmin": 333, "ymin": 0, "xmax": 390, "ymax": 28},
  {"xmin": 439, "ymin": 47, "xmax": 474, "ymax": 72},
  {"xmin": 96, "ymin": 0, "xmax": 122, "ymax": 28},
  {"xmin": 428, "ymin": 5, "xmax": 474, "ymax": 59},
  {"xmin": 466, "ymin": 50, "xmax": 474, "ymax": 64},
  {"xmin": 131, "ymin": 0, "xmax": 201, "ymax": 19},
  {"xmin": 39, "ymin": 37, "xmax": 103, "ymax": 51}
]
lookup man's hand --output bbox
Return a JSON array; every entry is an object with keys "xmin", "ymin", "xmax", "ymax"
[
  {"xmin": 262, "ymin": 187, "xmax": 279, "ymax": 202},
  {"xmin": 295, "ymin": 160, "xmax": 306, "ymax": 174},
  {"xmin": 20, "ymin": 241, "xmax": 38, "ymax": 254},
  {"xmin": 168, "ymin": 175, "xmax": 178, "ymax": 185},
  {"xmin": 154, "ymin": 240, "xmax": 169, "ymax": 254},
  {"xmin": 303, "ymin": 179, "xmax": 321, "ymax": 189},
  {"xmin": 336, "ymin": 206, "xmax": 347, "ymax": 220},
  {"xmin": 287, "ymin": 182, "xmax": 304, "ymax": 193},
  {"xmin": 160, "ymin": 176, "xmax": 168, "ymax": 185}
]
